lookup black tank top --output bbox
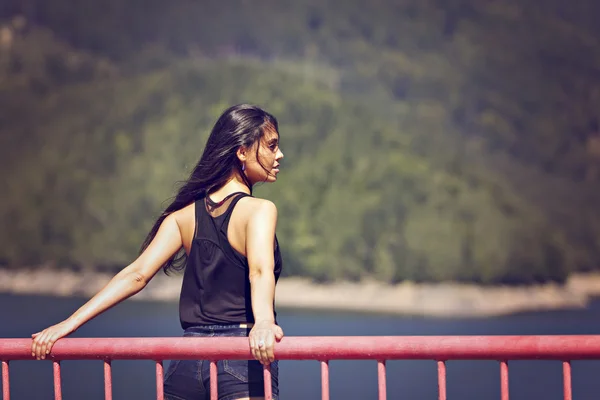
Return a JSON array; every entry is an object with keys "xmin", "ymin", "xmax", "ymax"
[{"xmin": 179, "ymin": 192, "xmax": 283, "ymax": 328}]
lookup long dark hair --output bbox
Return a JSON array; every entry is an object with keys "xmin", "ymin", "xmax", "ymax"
[{"xmin": 140, "ymin": 103, "xmax": 279, "ymax": 274}]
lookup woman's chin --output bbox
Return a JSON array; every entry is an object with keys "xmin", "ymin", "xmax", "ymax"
[
  {"xmin": 248, "ymin": 175, "xmax": 277, "ymax": 185},
  {"xmin": 266, "ymin": 174, "xmax": 278, "ymax": 183}
]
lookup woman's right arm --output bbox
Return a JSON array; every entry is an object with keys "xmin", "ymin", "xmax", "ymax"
[{"xmin": 31, "ymin": 213, "xmax": 184, "ymax": 360}]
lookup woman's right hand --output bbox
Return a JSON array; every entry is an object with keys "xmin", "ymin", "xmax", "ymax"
[
  {"xmin": 31, "ymin": 319, "xmax": 77, "ymax": 360},
  {"xmin": 248, "ymin": 320, "xmax": 284, "ymax": 365}
]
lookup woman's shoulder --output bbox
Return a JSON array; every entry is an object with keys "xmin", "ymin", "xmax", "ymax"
[
  {"xmin": 236, "ymin": 196, "xmax": 278, "ymax": 222},
  {"xmin": 171, "ymin": 202, "xmax": 196, "ymax": 225},
  {"xmin": 239, "ymin": 196, "xmax": 277, "ymax": 211}
]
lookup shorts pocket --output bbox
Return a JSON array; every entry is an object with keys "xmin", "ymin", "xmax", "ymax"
[
  {"xmin": 223, "ymin": 359, "xmax": 278, "ymax": 384},
  {"xmin": 163, "ymin": 360, "xmax": 181, "ymax": 382},
  {"xmin": 223, "ymin": 359, "xmax": 250, "ymax": 383}
]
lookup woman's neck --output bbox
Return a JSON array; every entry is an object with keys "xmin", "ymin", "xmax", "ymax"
[{"xmin": 209, "ymin": 174, "xmax": 251, "ymax": 201}]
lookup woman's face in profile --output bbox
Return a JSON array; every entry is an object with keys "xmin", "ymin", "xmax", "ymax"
[{"xmin": 244, "ymin": 127, "xmax": 283, "ymax": 184}]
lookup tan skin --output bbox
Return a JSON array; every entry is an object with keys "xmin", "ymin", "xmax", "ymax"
[{"xmin": 31, "ymin": 127, "xmax": 284, "ymax": 400}]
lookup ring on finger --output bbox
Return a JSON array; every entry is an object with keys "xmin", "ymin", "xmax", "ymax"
[{"xmin": 258, "ymin": 339, "xmax": 265, "ymax": 348}]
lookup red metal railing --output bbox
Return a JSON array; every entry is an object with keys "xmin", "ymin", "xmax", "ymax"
[{"xmin": 2, "ymin": 335, "xmax": 600, "ymax": 400}]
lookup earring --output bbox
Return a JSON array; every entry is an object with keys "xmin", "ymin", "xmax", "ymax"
[{"xmin": 242, "ymin": 162, "xmax": 245, "ymax": 171}]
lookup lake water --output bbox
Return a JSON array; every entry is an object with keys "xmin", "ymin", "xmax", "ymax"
[{"xmin": 2, "ymin": 293, "xmax": 600, "ymax": 399}]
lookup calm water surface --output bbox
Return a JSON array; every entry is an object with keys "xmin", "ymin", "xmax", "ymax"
[{"xmin": 2, "ymin": 293, "xmax": 600, "ymax": 399}]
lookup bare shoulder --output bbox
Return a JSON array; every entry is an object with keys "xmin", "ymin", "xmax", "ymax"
[
  {"xmin": 170, "ymin": 202, "xmax": 196, "ymax": 250},
  {"xmin": 236, "ymin": 197, "xmax": 278, "ymax": 223},
  {"xmin": 239, "ymin": 197, "xmax": 277, "ymax": 214},
  {"xmin": 171, "ymin": 202, "xmax": 195, "ymax": 225}
]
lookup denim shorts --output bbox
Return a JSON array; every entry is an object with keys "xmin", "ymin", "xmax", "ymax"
[{"xmin": 163, "ymin": 324, "xmax": 279, "ymax": 400}]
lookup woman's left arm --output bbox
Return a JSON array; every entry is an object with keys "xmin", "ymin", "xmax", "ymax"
[{"xmin": 246, "ymin": 200, "xmax": 284, "ymax": 365}]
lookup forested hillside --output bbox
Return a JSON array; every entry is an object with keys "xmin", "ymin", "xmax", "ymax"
[{"xmin": 1, "ymin": 0, "xmax": 599, "ymax": 284}]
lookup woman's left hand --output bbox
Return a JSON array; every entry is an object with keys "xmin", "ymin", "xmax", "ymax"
[
  {"xmin": 248, "ymin": 320, "xmax": 284, "ymax": 365},
  {"xmin": 31, "ymin": 319, "xmax": 78, "ymax": 360}
]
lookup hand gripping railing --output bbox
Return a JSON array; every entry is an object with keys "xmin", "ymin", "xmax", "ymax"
[{"xmin": 3, "ymin": 335, "xmax": 600, "ymax": 400}]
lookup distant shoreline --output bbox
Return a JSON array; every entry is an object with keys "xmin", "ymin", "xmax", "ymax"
[{"xmin": 1, "ymin": 267, "xmax": 600, "ymax": 317}]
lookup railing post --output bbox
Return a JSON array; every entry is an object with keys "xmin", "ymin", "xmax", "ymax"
[
  {"xmin": 209, "ymin": 361, "xmax": 218, "ymax": 400},
  {"xmin": 104, "ymin": 360, "xmax": 112, "ymax": 400},
  {"xmin": 563, "ymin": 361, "xmax": 572, "ymax": 400},
  {"xmin": 53, "ymin": 361, "xmax": 62, "ymax": 400},
  {"xmin": 437, "ymin": 360, "xmax": 446, "ymax": 400},
  {"xmin": 321, "ymin": 360, "xmax": 330, "ymax": 400},
  {"xmin": 155, "ymin": 360, "xmax": 164, "ymax": 400},
  {"xmin": 2, "ymin": 360, "xmax": 9, "ymax": 400},
  {"xmin": 500, "ymin": 360, "xmax": 509, "ymax": 400},
  {"xmin": 377, "ymin": 360, "xmax": 387, "ymax": 400},
  {"xmin": 263, "ymin": 364, "xmax": 273, "ymax": 400}
]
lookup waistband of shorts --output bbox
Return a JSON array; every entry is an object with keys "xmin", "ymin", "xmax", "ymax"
[{"xmin": 184, "ymin": 323, "xmax": 254, "ymax": 333}]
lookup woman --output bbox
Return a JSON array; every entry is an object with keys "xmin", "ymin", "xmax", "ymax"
[{"xmin": 31, "ymin": 104, "xmax": 286, "ymax": 400}]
